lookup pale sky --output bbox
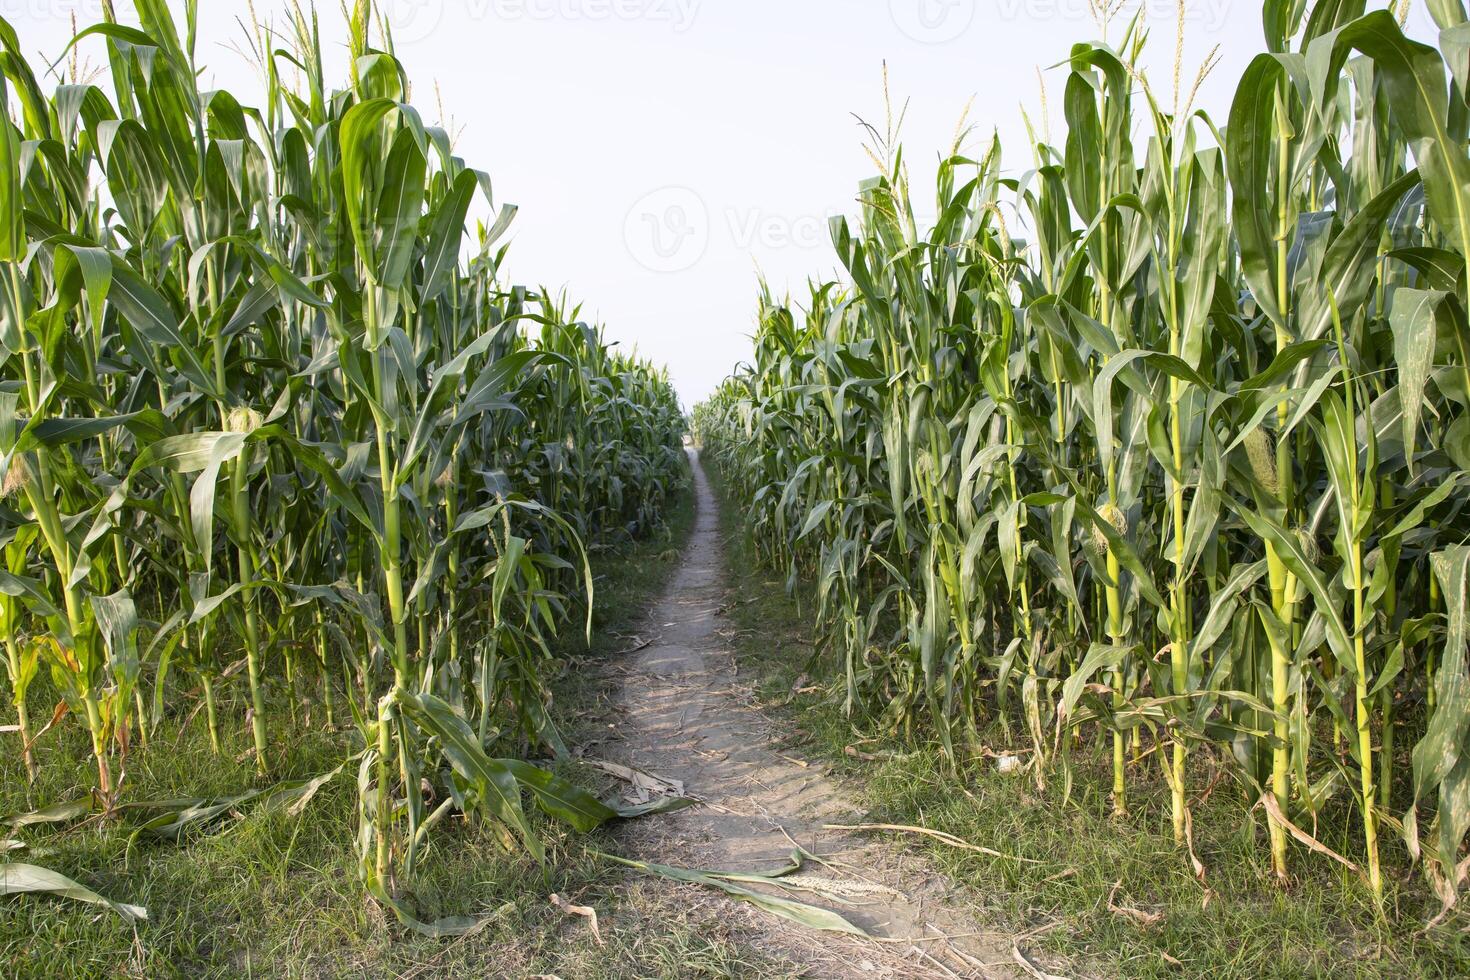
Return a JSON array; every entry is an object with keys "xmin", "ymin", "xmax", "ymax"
[{"xmin": 9, "ymin": 1, "xmax": 1443, "ymax": 407}]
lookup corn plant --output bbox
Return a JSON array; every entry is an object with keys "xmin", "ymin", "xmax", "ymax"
[
  {"xmin": 698, "ymin": 1, "xmax": 1470, "ymax": 914},
  {"xmin": 0, "ymin": 0, "xmax": 687, "ymax": 930}
]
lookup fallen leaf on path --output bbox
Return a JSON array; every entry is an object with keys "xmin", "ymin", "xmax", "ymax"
[
  {"xmin": 1, "ymin": 863, "xmax": 147, "ymax": 921},
  {"xmin": 782, "ymin": 674, "xmax": 822, "ymax": 704},
  {"xmin": 581, "ymin": 758, "xmax": 685, "ymax": 805},
  {"xmin": 976, "ymin": 746, "xmax": 1035, "ymax": 759},
  {"xmin": 285, "ymin": 764, "xmax": 350, "ymax": 817},
  {"xmin": 1107, "ymin": 880, "xmax": 1164, "ymax": 928},
  {"xmin": 825, "ymin": 823, "xmax": 1041, "ymax": 864},
  {"xmin": 5, "ymin": 798, "xmax": 92, "ymax": 830},
  {"xmin": 550, "ymin": 893, "xmax": 603, "ymax": 945},
  {"xmin": 778, "ymin": 873, "xmax": 903, "ymax": 901},
  {"xmin": 842, "ymin": 743, "xmax": 914, "ymax": 763},
  {"xmin": 1012, "ymin": 943, "xmax": 1072, "ymax": 980},
  {"xmin": 599, "ymin": 851, "xmax": 868, "ymax": 936}
]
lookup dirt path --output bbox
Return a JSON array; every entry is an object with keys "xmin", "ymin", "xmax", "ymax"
[{"xmin": 601, "ymin": 451, "xmax": 1040, "ymax": 979}]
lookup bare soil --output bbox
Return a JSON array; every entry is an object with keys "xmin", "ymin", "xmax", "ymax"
[{"xmin": 598, "ymin": 451, "xmax": 1049, "ymax": 980}]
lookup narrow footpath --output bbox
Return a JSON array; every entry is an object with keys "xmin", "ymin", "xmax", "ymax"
[{"xmin": 602, "ymin": 451, "xmax": 1049, "ymax": 980}]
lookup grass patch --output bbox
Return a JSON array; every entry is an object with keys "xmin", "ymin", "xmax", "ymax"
[
  {"xmin": 1, "ymin": 484, "xmax": 785, "ymax": 979},
  {"xmin": 707, "ymin": 465, "xmax": 1470, "ymax": 980}
]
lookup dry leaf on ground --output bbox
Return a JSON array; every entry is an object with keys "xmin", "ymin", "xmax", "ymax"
[{"xmin": 549, "ymin": 893, "xmax": 603, "ymax": 945}]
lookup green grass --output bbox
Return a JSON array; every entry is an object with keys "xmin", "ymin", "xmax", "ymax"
[
  {"xmin": 1, "ymin": 485, "xmax": 787, "ymax": 979},
  {"xmin": 706, "ymin": 465, "xmax": 1470, "ymax": 980}
]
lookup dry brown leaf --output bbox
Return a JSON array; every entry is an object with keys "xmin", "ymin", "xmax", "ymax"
[
  {"xmin": 826, "ymin": 822, "xmax": 1041, "ymax": 864},
  {"xmin": 976, "ymin": 746, "xmax": 1035, "ymax": 759},
  {"xmin": 1259, "ymin": 794, "xmax": 1365, "ymax": 879},
  {"xmin": 1107, "ymin": 880, "xmax": 1164, "ymax": 928},
  {"xmin": 1182, "ymin": 805, "xmax": 1207, "ymax": 882},
  {"xmin": 550, "ymin": 893, "xmax": 603, "ymax": 946},
  {"xmin": 781, "ymin": 674, "xmax": 822, "ymax": 704},
  {"xmin": 1425, "ymin": 851, "xmax": 1470, "ymax": 928},
  {"xmin": 29, "ymin": 701, "xmax": 68, "ymax": 751},
  {"xmin": 1012, "ymin": 942, "xmax": 1073, "ymax": 980},
  {"xmin": 842, "ymin": 744, "xmax": 912, "ymax": 763},
  {"xmin": 581, "ymin": 758, "xmax": 684, "ymax": 806}
]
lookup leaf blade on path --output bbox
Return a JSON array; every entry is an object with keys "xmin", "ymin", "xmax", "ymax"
[
  {"xmin": 598, "ymin": 851, "xmax": 868, "ymax": 937},
  {"xmin": 1, "ymin": 863, "xmax": 147, "ymax": 921}
]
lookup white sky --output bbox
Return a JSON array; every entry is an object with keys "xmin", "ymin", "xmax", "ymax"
[{"xmin": 8, "ymin": 1, "xmax": 1443, "ymax": 407}]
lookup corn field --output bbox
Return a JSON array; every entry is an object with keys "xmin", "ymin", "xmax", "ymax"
[
  {"xmin": 0, "ymin": 0, "xmax": 685, "ymax": 930},
  {"xmin": 696, "ymin": 2, "xmax": 1470, "ymax": 916}
]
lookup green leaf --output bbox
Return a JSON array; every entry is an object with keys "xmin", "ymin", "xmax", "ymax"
[
  {"xmin": 421, "ymin": 169, "xmax": 478, "ymax": 305},
  {"xmin": 0, "ymin": 68, "xmax": 21, "ymax": 262},
  {"xmin": 1226, "ymin": 54, "xmax": 1289, "ymax": 331},
  {"xmin": 4, "ymin": 798, "xmax": 91, "ymax": 830},
  {"xmin": 601, "ymin": 852, "xmax": 867, "ymax": 937},
  {"xmin": 338, "ymin": 98, "xmax": 399, "ymax": 282},
  {"xmin": 106, "ymin": 259, "xmax": 220, "ymax": 398},
  {"xmin": 393, "ymin": 690, "xmax": 543, "ymax": 864},
  {"xmin": 1389, "ymin": 288, "xmax": 1446, "ymax": 468},
  {"xmin": 1415, "ymin": 547, "xmax": 1470, "ymax": 876},
  {"xmin": 0, "ymin": 863, "xmax": 146, "ymax": 921}
]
